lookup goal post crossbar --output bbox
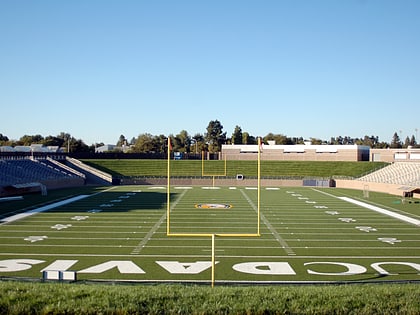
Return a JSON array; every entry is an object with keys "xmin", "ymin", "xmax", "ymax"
[
  {"xmin": 167, "ymin": 233, "xmax": 260, "ymax": 237},
  {"xmin": 201, "ymin": 152, "xmax": 227, "ymax": 177}
]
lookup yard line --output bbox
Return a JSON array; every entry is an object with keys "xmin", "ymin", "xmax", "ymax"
[
  {"xmin": 283, "ymin": 239, "xmax": 420, "ymax": 242},
  {"xmin": 130, "ymin": 189, "xmax": 188, "ymax": 254},
  {"xmin": 0, "ymin": 244, "xmax": 136, "ymax": 248},
  {"xmin": 0, "ymin": 230, "xmax": 148, "ymax": 234},
  {"xmin": 0, "ymin": 237, "xmax": 144, "ymax": 240},
  {"xmin": 0, "ymin": 252, "xmax": 419, "ymax": 259},
  {"xmin": 0, "ymin": 225, "xmax": 157, "ymax": 229},
  {"xmin": 240, "ymin": 189, "xmax": 296, "ymax": 256}
]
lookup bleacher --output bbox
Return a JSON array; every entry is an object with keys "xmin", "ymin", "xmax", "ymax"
[
  {"xmin": 358, "ymin": 162, "xmax": 420, "ymax": 186},
  {"xmin": 0, "ymin": 158, "xmax": 85, "ymax": 187}
]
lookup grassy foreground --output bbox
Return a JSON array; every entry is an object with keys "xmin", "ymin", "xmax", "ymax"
[{"xmin": 1, "ymin": 281, "xmax": 419, "ymax": 315}]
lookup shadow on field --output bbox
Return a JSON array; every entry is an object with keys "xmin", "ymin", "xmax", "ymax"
[{"xmin": 34, "ymin": 190, "xmax": 179, "ymax": 214}]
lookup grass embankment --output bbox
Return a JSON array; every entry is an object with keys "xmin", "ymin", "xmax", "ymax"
[
  {"xmin": 1, "ymin": 281, "xmax": 419, "ymax": 315},
  {"xmin": 82, "ymin": 159, "xmax": 386, "ymax": 178}
]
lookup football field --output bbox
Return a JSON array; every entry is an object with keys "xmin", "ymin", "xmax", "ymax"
[{"xmin": 1, "ymin": 185, "xmax": 419, "ymax": 284}]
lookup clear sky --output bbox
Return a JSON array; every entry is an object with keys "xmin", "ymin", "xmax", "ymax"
[{"xmin": 1, "ymin": 0, "xmax": 419, "ymax": 145}]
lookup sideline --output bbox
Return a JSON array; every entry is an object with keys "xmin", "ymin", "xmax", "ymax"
[
  {"xmin": 338, "ymin": 197, "xmax": 420, "ymax": 227},
  {"xmin": 313, "ymin": 188, "xmax": 420, "ymax": 227},
  {"xmin": 1, "ymin": 195, "xmax": 90, "ymax": 224}
]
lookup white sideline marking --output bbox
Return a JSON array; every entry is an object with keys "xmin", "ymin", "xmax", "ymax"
[
  {"xmin": 1, "ymin": 195, "xmax": 89, "ymax": 224},
  {"xmin": 0, "ymin": 196, "xmax": 23, "ymax": 202},
  {"xmin": 338, "ymin": 197, "xmax": 420, "ymax": 227}
]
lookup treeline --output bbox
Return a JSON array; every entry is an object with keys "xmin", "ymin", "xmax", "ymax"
[{"xmin": 0, "ymin": 120, "xmax": 418, "ymax": 153}]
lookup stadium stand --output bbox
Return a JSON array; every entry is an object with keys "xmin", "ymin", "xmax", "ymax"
[
  {"xmin": 358, "ymin": 162, "xmax": 420, "ymax": 186},
  {"xmin": 65, "ymin": 157, "xmax": 113, "ymax": 185},
  {"xmin": 0, "ymin": 159, "xmax": 85, "ymax": 186},
  {"xmin": 0, "ymin": 158, "xmax": 86, "ymax": 197}
]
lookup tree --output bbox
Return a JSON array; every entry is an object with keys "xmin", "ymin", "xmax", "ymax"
[
  {"xmin": 152, "ymin": 134, "xmax": 168, "ymax": 153},
  {"xmin": 404, "ymin": 136, "xmax": 411, "ymax": 148},
  {"xmin": 264, "ymin": 133, "xmax": 292, "ymax": 145},
  {"xmin": 0, "ymin": 133, "xmax": 9, "ymax": 141},
  {"xmin": 409, "ymin": 135, "xmax": 417, "ymax": 147},
  {"xmin": 192, "ymin": 133, "xmax": 204, "ymax": 153},
  {"xmin": 18, "ymin": 134, "xmax": 44, "ymax": 146},
  {"xmin": 205, "ymin": 120, "xmax": 226, "ymax": 152},
  {"xmin": 71, "ymin": 138, "xmax": 90, "ymax": 152},
  {"xmin": 231, "ymin": 125, "xmax": 243, "ymax": 145},
  {"xmin": 0, "ymin": 133, "xmax": 10, "ymax": 146},
  {"xmin": 131, "ymin": 133, "xmax": 155, "ymax": 153},
  {"xmin": 56, "ymin": 132, "xmax": 71, "ymax": 152},
  {"xmin": 116, "ymin": 135, "xmax": 127, "ymax": 147},
  {"xmin": 310, "ymin": 137, "xmax": 323, "ymax": 145},
  {"xmin": 355, "ymin": 135, "xmax": 379, "ymax": 148},
  {"xmin": 242, "ymin": 132, "xmax": 256, "ymax": 144},
  {"xmin": 291, "ymin": 136, "xmax": 304, "ymax": 144},
  {"xmin": 43, "ymin": 136, "xmax": 64, "ymax": 147},
  {"xmin": 173, "ymin": 130, "xmax": 191, "ymax": 153},
  {"xmin": 390, "ymin": 132, "xmax": 402, "ymax": 149}
]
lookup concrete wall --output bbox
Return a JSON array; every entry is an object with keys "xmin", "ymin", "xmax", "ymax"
[
  {"xmin": 335, "ymin": 179, "xmax": 408, "ymax": 197},
  {"xmin": 120, "ymin": 177, "xmax": 304, "ymax": 187}
]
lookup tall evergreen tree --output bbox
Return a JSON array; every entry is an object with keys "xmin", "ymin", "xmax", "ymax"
[
  {"xmin": 205, "ymin": 120, "xmax": 226, "ymax": 152},
  {"xmin": 232, "ymin": 125, "xmax": 243, "ymax": 144},
  {"xmin": 390, "ymin": 132, "xmax": 402, "ymax": 148}
]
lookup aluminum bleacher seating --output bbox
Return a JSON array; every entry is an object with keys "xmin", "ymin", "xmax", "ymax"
[
  {"xmin": 358, "ymin": 162, "xmax": 420, "ymax": 186},
  {"xmin": 0, "ymin": 158, "xmax": 84, "ymax": 187}
]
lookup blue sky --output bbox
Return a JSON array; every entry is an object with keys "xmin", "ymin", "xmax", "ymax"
[{"xmin": 1, "ymin": 0, "xmax": 419, "ymax": 145}]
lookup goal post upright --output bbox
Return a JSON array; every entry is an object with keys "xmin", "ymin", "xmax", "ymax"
[
  {"xmin": 257, "ymin": 136, "xmax": 261, "ymax": 236},
  {"xmin": 211, "ymin": 234, "xmax": 215, "ymax": 287},
  {"xmin": 167, "ymin": 137, "xmax": 171, "ymax": 235}
]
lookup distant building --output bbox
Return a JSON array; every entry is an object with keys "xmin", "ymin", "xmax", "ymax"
[
  {"xmin": 371, "ymin": 147, "xmax": 420, "ymax": 163},
  {"xmin": 222, "ymin": 143, "xmax": 370, "ymax": 161},
  {"xmin": 95, "ymin": 144, "xmax": 119, "ymax": 153},
  {"xmin": 0, "ymin": 145, "xmax": 61, "ymax": 153}
]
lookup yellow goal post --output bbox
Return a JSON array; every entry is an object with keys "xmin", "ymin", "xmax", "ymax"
[{"xmin": 165, "ymin": 136, "xmax": 263, "ymax": 286}]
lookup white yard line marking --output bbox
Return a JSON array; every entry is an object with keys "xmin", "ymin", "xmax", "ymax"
[
  {"xmin": 131, "ymin": 189, "xmax": 188, "ymax": 254},
  {"xmin": 1, "ymin": 252, "xmax": 419, "ymax": 259},
  {"xmin": 240, "ymin": 189, "xmax": 296, "ymax": 256},
  {"xmin": 338, "ymin": 197, "xmax": 420, "ymax": 227},
  {"xmin": 1, "ymin": 195, "xmax": 90, "ymax": 224}
]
